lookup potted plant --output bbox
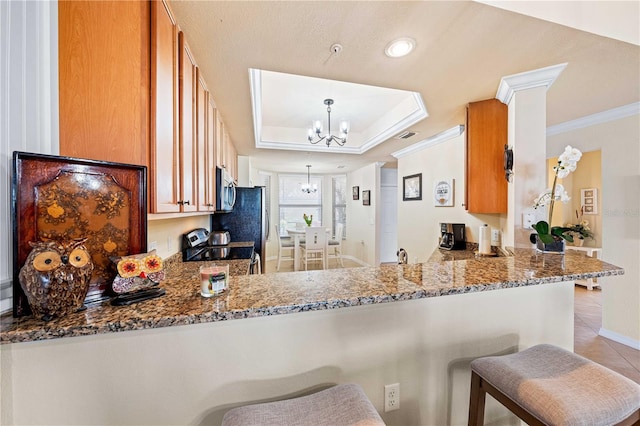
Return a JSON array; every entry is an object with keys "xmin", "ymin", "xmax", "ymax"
[
  {"xmin": 303, "ymin": 213, "xmax": 313, "ymax": 227},
  {"xmin": 531, "ymin": 145, "xmax": 583, "ymax": 253},
  {"xmin": 566, "ymin": 208, "xmax": 594, "ymax": 246}
]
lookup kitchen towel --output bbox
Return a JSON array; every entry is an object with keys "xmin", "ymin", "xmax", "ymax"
[{"xmin": 479, "ymin": 224, "xmax": 492, "ymax": 254}]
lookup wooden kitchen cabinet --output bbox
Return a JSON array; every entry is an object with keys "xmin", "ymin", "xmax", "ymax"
[
  {"xmin": 205, "ymin": 96, "xmax": 218, "ymax": 211},
  {"xmin": 214, "ymin": 111, "xmax": 238, "ymax": 182},
  {"xmin": 58, "ymin": 0, "xmax": 226, "ymax": 214},
  {"xmin": 150, "ymin": 0, "xmax": 180, "ymax": 213},
  {"xmin": 465, "ymin": 98, "xmax": 508, "ymax": 213},
  {"xmin": 214, "ymin": 111, "xmax": 225, "ymax": 170},
  {"xmin": 178, "ymin": 31, "xmax": 198, "ymax": 213},
  {"xmin": 226, "ymin": 133, "xmax": 238, "ymax": 182},
  {"xmin": 59, "ymin": 0, "xmax": 150, "ymax": 166},
  {"xmin": 196, "ymin": 71, "xmax": 216, "ymax": 212}
]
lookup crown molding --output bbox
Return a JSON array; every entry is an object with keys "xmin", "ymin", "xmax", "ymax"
[
  {"xmin": 496, "ymin": 63, "xmax": 568, "ymax": 105},
  {"xmin": 249, "ymin": 68, "xmax": 263, "ymax": 148},
  {"xmin": 391, "ymin": 125, "xmax": 464, "ymax": 159},
  {"xmin": 546, "ymin": 102, "xmax": 640, "ymax": 136},
  {"xmin": 358, "ymin": 94, "xmax": 428, "ymax": 154}
]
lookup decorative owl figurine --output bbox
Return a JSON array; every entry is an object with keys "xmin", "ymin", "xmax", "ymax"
[{"xmin": 19, "ymin": 238, "xmax": 94, "ymax": 321}]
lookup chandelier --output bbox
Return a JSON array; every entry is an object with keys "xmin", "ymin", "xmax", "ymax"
[
  {"xmin": 301, "ymin": 165, "xmax": 317, "ymax": 194},
  {"xmin": 307, "ymin": 99, "xmax": 349, "ymax": 147}
]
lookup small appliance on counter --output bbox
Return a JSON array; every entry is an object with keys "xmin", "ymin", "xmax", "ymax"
[
  {"xmin": 439, "ymin": 223, "xmax": 466, "ymax": 250},
  {"xmin": 182, "ymin": 228, "xmax": 255, "ymax": 266}
]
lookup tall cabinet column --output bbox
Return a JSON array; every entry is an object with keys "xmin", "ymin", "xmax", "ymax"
[{"xmin": 496, "ymin": 63, "xmax": 567, "ymax": 248}]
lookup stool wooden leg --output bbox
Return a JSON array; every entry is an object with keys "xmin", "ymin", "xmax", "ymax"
[{"xmin": 468, "ymin": 371, "xmax": 486, "ymax": 426}]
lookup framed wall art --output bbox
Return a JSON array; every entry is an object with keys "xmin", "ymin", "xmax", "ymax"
[
  {"xmin": 581, "ymin": 188, "xmax": 598, "ymax": 214},
  {"xmin": 12, "ymin": 151, "xmax": 147, "ymax": 316},
  {"xmin": 403, "ymin": 173, "xmax": 422, "ymax": 201},
  {"xmin": 352, "ymin": 186, "xmax": 359, "ymax": 200},
  {"xmin": 362, "ymin": 190, "xmax": 371, "ymax": 206},
  {"xmin": 433, "ymin": 179, "xmax": 454, "ymax": 207}
]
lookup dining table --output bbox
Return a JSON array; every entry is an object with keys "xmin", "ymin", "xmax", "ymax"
[{"xmin": 286, "ymin": 227, "xmax": 330, "ymax": 271}]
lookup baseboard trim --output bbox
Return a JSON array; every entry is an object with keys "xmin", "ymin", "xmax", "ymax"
[
  {"xmin": 266, "ymin": 254, "xmax": 370, "ymax": 267},
  {"xmin": 599, "ymin": 327, "xmax": 640, "ymax": 350},
  {"xmin": 340, "ymin": 255, "xmax": 370, "ymax": 267}
]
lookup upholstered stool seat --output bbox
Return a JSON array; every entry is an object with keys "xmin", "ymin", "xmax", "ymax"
[
  {"xmin": 468, "ymin": 344, "xmax": 640, "ymax": 426},
  {"xmin": 222, "ymin": 383, "xmax": 385, "ymax": 426}
]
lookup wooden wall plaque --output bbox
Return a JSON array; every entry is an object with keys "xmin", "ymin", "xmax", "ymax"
[{"xmin": 12, "ymin": 152, "xmax": 147, "ymax": 317}]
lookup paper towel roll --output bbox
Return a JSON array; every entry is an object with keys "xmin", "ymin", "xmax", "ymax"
[{"xmin": 479, "ymin": 224, "xmax": 491, "ymax": 254}]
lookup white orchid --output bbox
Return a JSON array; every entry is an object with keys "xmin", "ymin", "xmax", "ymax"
[
  {"xmin": 533, "ymin": 184, "xmax": 570, "ymax": 209},
  {"xmin": 554, "ymin": 145, "xmax": 582, "ymax": 178},
  {"xmin": 532, "ymin": 145, "xmax": 583, "ymax": 245}
]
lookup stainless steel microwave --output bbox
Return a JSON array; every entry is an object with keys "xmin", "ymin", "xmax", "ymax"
[{"xmin": 215, "ymin": 167, "xmax": 236, "ymax": 212}]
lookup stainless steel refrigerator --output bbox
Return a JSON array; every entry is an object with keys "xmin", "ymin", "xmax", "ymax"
[{"xmin": 210, "ymin": 186, "xmax": 267, "ymax": 273}]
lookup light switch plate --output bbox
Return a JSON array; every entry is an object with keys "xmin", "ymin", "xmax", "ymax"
[{"xmin": 491, "ymin": 229, "xmax": 501, "ymax": 245}]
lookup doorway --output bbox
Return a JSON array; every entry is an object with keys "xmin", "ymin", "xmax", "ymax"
[{"xmin": 379, "ymin": 168, "xmax": 398, "ymax": 263}]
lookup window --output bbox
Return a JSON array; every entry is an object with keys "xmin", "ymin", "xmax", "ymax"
[
  {"xmin": 278, "ymin": 174, "xmax": 322, "ymax": 235},
  {"xmin": 332, "ymin": 175, "xmax": 347, "ymax": 238}
]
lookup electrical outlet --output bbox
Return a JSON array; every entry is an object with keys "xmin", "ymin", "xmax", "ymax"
[
  {"xmin": 167, "ymin": 237, "xmax": 173, "ymax": 251},
  {"xmin": 523, "ymin": 212, "xmax": 536, "ymax": 229},
  {"xmin": 384, "ymin": 383, "xmax": 400, "ymax": 412}
]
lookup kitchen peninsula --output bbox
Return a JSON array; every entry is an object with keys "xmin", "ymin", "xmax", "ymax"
[{"xmin": 0, "ymin": 249, "xmax": 624, "ymax": 425}]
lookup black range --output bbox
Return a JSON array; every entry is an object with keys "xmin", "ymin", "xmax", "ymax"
[{"xmin": 182, "ymin": 228, "xmax": 255, "ymax": 262}]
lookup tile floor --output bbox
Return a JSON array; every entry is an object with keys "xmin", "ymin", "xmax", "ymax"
[
  {"xmin": 574, "ymin": 286, "xmax": 640, "ymax": 384},
  {"xmin": 265, "ymin": 258, "xmax": 640, "ymax": 384}
]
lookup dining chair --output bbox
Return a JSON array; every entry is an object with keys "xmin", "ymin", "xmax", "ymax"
[
  {"xmin": 327, "ymin": 223, "xmax": 344, "ymax": 267},
  {"xmin": 275, "ymin": 225, "xmax": 294, "ymax": 271},
  {"xmin": 300, "ymin": 226, "xmax": 326, "ymax": 270}
]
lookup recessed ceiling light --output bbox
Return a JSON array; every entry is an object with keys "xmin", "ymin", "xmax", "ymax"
[{"xmin": 385, "ymin": 37, "xmax": 415, "ymax": 58}]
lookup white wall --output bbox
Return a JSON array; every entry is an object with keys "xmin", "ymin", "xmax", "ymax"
[
  {"xmin": 148, "ymin": 215, "xmax": 211, "ymax": 259},
  {"xmin": 547, "ymin": 113, "xmax": 640, "ymax": 346},
  {"xmin": 396, "ymin": 133, "xmax": 504, "ymax": 263},
  {"xmin": 346, "ymin": 163, "xmax": 380, "ymax": 266},
  {"xmin": 0, "ymin": 0, "xmax": 59, "ymax": 314},
  {"xmin": 1, "ymin": 282, "xmax": 575, "ymax": 426}
]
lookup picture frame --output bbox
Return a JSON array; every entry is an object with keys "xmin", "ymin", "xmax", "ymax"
[
  {"xmin": 433, "ymin": 178, "xmax": 454, "ymax": 207},
  {"xmin": 362, "ymin": 190, "xmax": 371, "ymax": 206},
  {"xmin": 12, "ymin": 151, "xmax": 148, "ymax": 316},
  {"xmin": 352, "ymin": 186, "xmax": 359, "ymax": 200},
  {"xmin": 580, "ymin": 188, "xmax": 598, "ymax": 214},
  {"xmin": 403, "ymin": 173, "xmax": 422, "ymax": 201}
]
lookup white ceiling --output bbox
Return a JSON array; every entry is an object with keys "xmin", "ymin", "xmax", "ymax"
[
  {"xmin": 252, "ymin": 69, "xmax": 427, "ymax": 155},
  {"xmin": 168, "ymin": 0, "xmax": 640, "ymax": 174}
]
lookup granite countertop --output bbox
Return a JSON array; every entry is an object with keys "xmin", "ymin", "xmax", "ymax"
[
  {"xmin": 1, "ymin": 248, "xmax": 624, "ymax": 344},
  {"xmin": 428, "ymin": 243, "xmax": 511, "ymax": 262}
]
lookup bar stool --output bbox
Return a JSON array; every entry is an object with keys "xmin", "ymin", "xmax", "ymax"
[
  {"xmin": 468, "ymin": 344, "xmax": 640, "ymax": 425},
  {"xmin": 222, "ymin": 383, "xmax": 385, "ymax": 426}
]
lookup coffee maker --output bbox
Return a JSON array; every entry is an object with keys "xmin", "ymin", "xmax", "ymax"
[{"xmin": 439, "ymin": 223, "xmax": 466, "ymax": 250}]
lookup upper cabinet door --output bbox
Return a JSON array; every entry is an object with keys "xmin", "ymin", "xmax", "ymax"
[
  {"xmin": 465, "ymin": 99, "xmax": 508, "ymax": 213},
  {"xmin": 205, "ymin": 97, "xmax": 217, "ymax": 212},
  {"xmin": 150, "ymin": 0, "xmax": 180, "ymax": 213},
  {"xmin": 196, "ymin": 70, "xmax": 210, "ymax": 212},
  {"xmin": 59, "ymin": 1, "xmax": 150, "ymax": 166},
  {"xmin": 178, "ymin": 31, "xmax": 198, "ymax": 212}
]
